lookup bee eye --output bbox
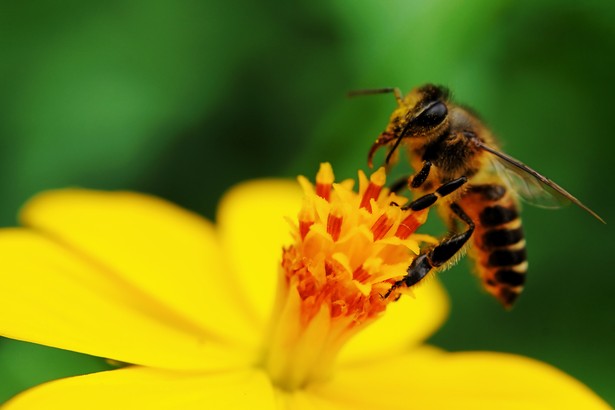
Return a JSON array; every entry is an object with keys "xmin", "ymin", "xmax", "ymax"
[{"xmin": 413, "ymin": 102, "xmax": 448, "ymax": 127}]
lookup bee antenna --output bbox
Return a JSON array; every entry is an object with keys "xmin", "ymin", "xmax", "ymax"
[
  {"xmin": 347, "ymin": 88, "xmax": 398, "ymax": 98},
  {"xmin": 348, "ymin": 87, "xmax": 404, "ymax": 106}
]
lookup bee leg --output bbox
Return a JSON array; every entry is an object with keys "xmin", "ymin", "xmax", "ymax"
[
  {"xmin": 387, "ymin": 160, "xmax": 435, "ymax": 200},
  {"xmin": 388, "ymin": 161, "xmax": 434, "ymax": 195},
  {"xmin": 410, "ymin": 161, "xmax": 432, "ymax": 188},
  {"xmin": 401, "ymin": 176, "xmax": 467, "ymax": 211},
  {"xmin": 383, "ymin": 202, "xmax": 475, "ymax": 298}
]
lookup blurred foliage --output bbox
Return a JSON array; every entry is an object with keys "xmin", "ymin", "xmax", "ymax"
[{"xmin": 1, "ymin": 0, "xmax": 614, "ymax": 406}]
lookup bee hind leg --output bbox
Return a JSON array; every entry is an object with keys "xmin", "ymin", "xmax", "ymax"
[{"xmin": 383, "ymin": 202, "xmax": 475, "ymax": 299}]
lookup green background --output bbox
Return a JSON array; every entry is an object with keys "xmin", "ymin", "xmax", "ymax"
[{"xmin": 1, "ymin": 0, "xmax": 614, "ymax": 406}]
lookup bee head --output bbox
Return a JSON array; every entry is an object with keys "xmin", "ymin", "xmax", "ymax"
[
  {"xmin": 394, "ymin": 84, "xmax": 450, "ymax": 139},
  {"xmin": 369, "ymin": 84, "xmax": 452, "ymax": 167}
]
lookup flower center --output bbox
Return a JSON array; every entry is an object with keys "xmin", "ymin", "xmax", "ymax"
[{"xmin": 263, "ymin": 163, "xmax": 430, "ymax": 391}]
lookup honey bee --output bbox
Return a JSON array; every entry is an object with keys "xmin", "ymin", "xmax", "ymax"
[{"xmin": 354, "ymin": 84, "xmax": 604, "ymax": 307}]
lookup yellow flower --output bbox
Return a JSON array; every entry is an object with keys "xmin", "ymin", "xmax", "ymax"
[{"xmin": 0, "ymin": 163, "xmax": 609, "ymax": 409}]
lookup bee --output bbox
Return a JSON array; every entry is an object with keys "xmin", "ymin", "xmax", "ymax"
[{"xmin": 353, "ymin": 84, "xmax": 604, "ymax": 307}]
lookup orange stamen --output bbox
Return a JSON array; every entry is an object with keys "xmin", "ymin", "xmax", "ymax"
[
  {"xmin": 353, "ymin": 266, "xmax": 370, "ymax": 283},
  {"xmin": 298, "ymin": 204, "xmax": 315, "ymax": 240},
  {"xmin": 299, "ymin": 220, "xmax": 313, "ymax": 240},
  {"xmin": 371, "ymin": 214, "xmax": 394, "ymax": 241},
  {"xmin": 359, "ymin": 168, "xmax": 386, "ymax": 211},
  {"xmin": 316, "ymin": 183, "xmax": 331, "ymax": 201},
  {"xmin": 395, "ymin": 209, "xmax": 427, "ymax": 239},
  {"xmin": 360, "ymin": 183, "xmax": 382, "ymax": 211},
  {"xmin": 327, "ymin": 212, "xmax": 343, "ymax": 242},
  {"xmin": 315, "ymin": 162, "xmax": 335, "ymax": 201}
]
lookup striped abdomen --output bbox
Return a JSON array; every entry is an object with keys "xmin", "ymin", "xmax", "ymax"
[{"xmin": 460, "ymin": 183, "xmax": 527, "ymax": 307}]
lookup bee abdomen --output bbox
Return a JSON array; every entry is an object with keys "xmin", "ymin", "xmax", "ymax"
[
  {"xmin": 480, "ymin": 222, "xmax": 527, "ymax": 306},
  {"xmin": 462, "ymin": 183, "xmax": 527, "ymax": 308}
]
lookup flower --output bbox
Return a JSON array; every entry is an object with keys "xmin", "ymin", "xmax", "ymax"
[{"xmin": 0, "ymin": 163, "xmax": 609, "ymax": 409}]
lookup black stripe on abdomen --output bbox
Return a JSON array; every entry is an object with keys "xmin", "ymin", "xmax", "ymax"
[
  {"xmin": 478, "ymin": 205, "xmax": 527, "ymax": 307},
  {"xmin": 482, "ymin": 227, "xmax": 523, "ymax": 248},
  {"xmin": 488, "ymin": 248, "xmax": 527, "ymax": 266},
  {"xmin": 479, "ymin": 205, "xmax": 518, "ymax": 227},
  {"xmin": 494, "ymin": 269, "xmax": 526, "ymax": 286}
]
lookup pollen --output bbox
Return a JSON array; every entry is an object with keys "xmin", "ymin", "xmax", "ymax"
[{"xmin": 264, "ymin": 163, "xmax": 433, "ymax": 390}]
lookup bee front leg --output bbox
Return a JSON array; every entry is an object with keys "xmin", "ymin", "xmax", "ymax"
[
  {"xmin": 383, "ymin": 202, "xmax": 475, "ymax": 299},
  {"xmin": 387, "ymin": 161, "xmax": 434, "ymax": 195},
  {"xmin": 410, "ymin": 161, "xmax": 432, "ymax": 188}
]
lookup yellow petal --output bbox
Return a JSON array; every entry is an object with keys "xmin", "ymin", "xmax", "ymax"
[
  {"xmin": 217, "ymin": 179, "xmax": 303, "ymax": 326},
  {"xmin": 3, "ymin": 367, "xmax": 276, "ymax": 410},
  {"xmin": 310, "ymin": 346, "xmax": 611, "ymax": 410},
  {"xmin": 20, "ymin": 189, "xmax": 258, "ymax": 346},
  {"xmin": 0, "ymin": 229, "xmax": 254, "ymax": 371},
  {"xmin": 336, "ymin": 278, "xmax": 449, "ymax": 364},
  {"xmin": 277, "ymin": 390, "xmax": 350, "ymax": 410}
]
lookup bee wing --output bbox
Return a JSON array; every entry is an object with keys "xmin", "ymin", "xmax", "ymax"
[
  {"xmin": 477, "ymin": 142, "xmax": 605, "ymax": 223},
  {"xmin": 487, "ymin": 153, "xmax": 564, "ymax": 208}
]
